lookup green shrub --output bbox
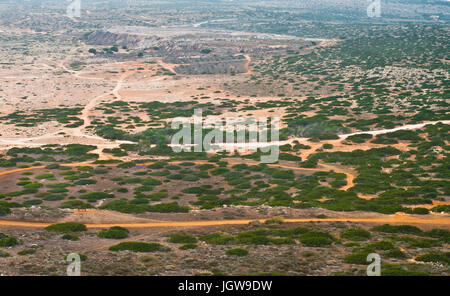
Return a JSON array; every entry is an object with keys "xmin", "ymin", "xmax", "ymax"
[
  {"xmin": 0, "ymin": 206, "xmax": 11, "ymax": 216},
  {"xmin": 412, "ymin": 207, "xmax": 429, "ymax": 215},
  {"xmin": 179, "ymin": 243, "xmax": 198, "ymax": 250},
  {"xmin": 0, "ymin": 234, "xmax": 18, "ymax": 247},
  {"xmin": 424, "ymin": 229, "xmax": 450, "ymax": 243},
  {"xmin": 300, "ymin": 236, "xmax": 333, "ymax": 247},
  {"xmin": 23, "ymin": 199, "xmax": 43, "ymax": 206},
  {"xmin": 341, "ymin": 228, "xmax": 371, "ymax": 241},
  {"xmin": 45, "ymin": 222, "xmax": 87, "ymax": 233},
  {"xmin": 0, "ymin": 250, "xmax": 10, "ymax": 257},
  {"xmin": 59, "ymin": 200, "xmax": 93, "ymax": 209},
  {"xmin": 62, "ymin": 234, "xmax": 80, "ymax": 241},
  {"xmin": 74, "ymin": 179, "xmax": 97, "ymax": 186},
  {"xmin": 109, "ymin": 242, "xmax": 171, "ymax": 252},
  {"xmin": 300, "ymin": 231, "xmax": 334, "ymax": 247},
  {"xmin": 226, "ymin": 248, "xmax": 248, "ymax": 256},
  {"xmin": 79, "ymin": 192, "xmax": 114, "ymax": 201},
  {"xmin": 98, "ymin": 226, "xmax": 129, "ymax": 239},
  {"xmin": 431, "ymin": 205, "xmax": 450, "ymax": 213},
  {"xmin": 347, "ymin": 134, "xmax": 372, "ymax": 143},
  {"xmin": 236, "ymin": 230, "xmax": 295, "ymax": 245},
  {"xmin": 147, "ymin": 202, "xmax": 190, "ymax": 213},
  {"xmin": 199, "ymin": 232, "xmax": 235, "ymax": 245},
  {"xmin": 415, "ymin": 252, "xmax": 450, "ymax": 264},
  {"xmin": 385, "ymin": 249, "xmax": 407, "ymax": 259},
  {"xmin": 372, "ymin": 224, "xmax": 423, "ymax": 235},
  {"xmin": 381, "ymin": 265, "xmax": 429, "ymax": 276},
  {"xmin": 18, "ymin": 249, "xmax": 36, "ymax": 255},
  {"xmin": 344, "ymin": 251, "xmax": 372, "ymax": 265},
  {"xmin": 35, "ymin": 173, "xmax": 54, "ymax": 180}
]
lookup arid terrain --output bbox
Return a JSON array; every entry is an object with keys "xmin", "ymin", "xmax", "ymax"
[{"xmin": 0, "ymin": 0, "xmax": 448, "ymax": 276}]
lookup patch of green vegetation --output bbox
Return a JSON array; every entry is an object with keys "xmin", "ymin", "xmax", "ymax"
[
  {"xmin": 17, "ymin": 249, "xmax": 36, "ymax": 256},
  {"xmin": 98, "ymin": 226, "xmax": 130, "ymax": 239},
  {"xmin": 45, "ymin": 222, "xmax": 87, "ymax": 233},
  {"xmin": 62, "ymin": 234, "xmax": 80, "ymax": 241},
  {"xmin": 341, "ymin": 228, "xmax": 371, "ymax": 241},
  {"xmin": 415, "ymin": 252, "xmax": 450, "ymax": 265},
  {"xmin": 0, "ymin": 233, "xmax": 19, "ymax": 247},
  {"xmin": 226, "ymin": 248, "xmax": 249, "ymax": 256},
  {"xmin": 199, "ymin": 232, "xmax": 235, "ymax": 245},
  {"xmin": 179, "ymin": 243, "xmax": 198, "ymax": 250},
  {"xmin": 109, "ymin": 242, "xmax": 171, "ymax": 252}
]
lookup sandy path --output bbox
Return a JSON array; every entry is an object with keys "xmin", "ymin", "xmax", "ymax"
[
  {"xmin": 339, "ymin": 120, "xmax": 450, "ymax": 139},
  {"xmin": 158, "ymin": 60, "xmax": 177, "ymax": 75},
  {"xmin": 0, "ymin": 214, "xmax": 448, "ymax": 229},
  {"xmin": 243, "ymin": 54, "xmax": 252, "ymax": 75},
  {"xmin": 208, "ymin": 120, "xmax": 450, "ymax": 150}
]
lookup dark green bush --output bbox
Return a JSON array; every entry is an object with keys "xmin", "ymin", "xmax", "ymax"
[
  {"xmin": 341, "ymin": 228, "xmax": 371, "ymax": 241},
  {"xmin": 344, "ymin": 251, "xmax": 372, "ymax": 265},
  {"xmin": 199, "ymin": 232, "xmax": 235, "ymax": 245},
  {"xmin": 180, "ymin": 243, "xmax": 198, "ymax": 250},
  {"xmin": 0, "ymin": 233, "xmax": 18, "ymax": 247},
  {"xmin": 226, "ymin": 248, "xmax": 249, "ymax": 256},
  {"xmin": 415, "ymin": 252, "xmax": 450, "ymax": 264},
  {"xmin": 59, "ymin": 200, "xmax": 93, "ymax": 209},
  {"xmin": 381, "ymin": 265, "xmax": 429, "ymax": 276},
  {"xmin": 62, "ymin": 234, "xmax": 80, "ymax": 241},
  {"xmin": 412, "ymin": 207, "xmax": 429, "ymax": 215},
  {"xmin": 371, "ymin": 224, "xmax": 423, "ymax": 235},
  {"xmin": 18, "ymin": 249, "xmax": 36, "ymax": 255},
  {"xmin": 45, "ymin": 222, "xmax": 87, "ymax": 233},
  {"xmin": 79, "ymin": 192, "xmax": 114, "ymax": 201},
  {"xmin": 98, "ymin": 226, "xmax": 130, "ymax": 239},
  {"xmin": 109, "ymin": 242, "xmax": 171, "ymax": 252}
]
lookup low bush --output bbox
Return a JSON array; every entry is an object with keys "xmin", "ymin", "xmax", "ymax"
[
  {"xmin": 371, "ymin": 224, "xmax": 423, "ymax": 235},
  {"xmin": 180, "ymin": 243, "xmax": 198, "ymax": 250},
  {"xmin": 62, "ymin": 234, "xmax": 80, "ymax": 241},
  {"xmin": 0, "ymin": 233, "xmax": 18, "ymax": 247},
  {"xmin": 412, "ymin": 207, "xmax": 429, "ymax": 215},
  {"xmin": 199, "ymin": 232, "xmax": 235, "ymax": 245},
  {"xmin": 415, "ymin": 252, "xmax": 450, "ymax": 264},
  {"xmin": 226, "ymin": 248, "xmax": 249, "ymax": 256},
  {"xmin": 45, "ymin": 222, "xmax": 87, "ymax": 233},
  {"xmin": 344, "ymin": 251, "xmax": 372, "ymax": 265},
  {"xmin": 18, "ymin": 249, "xmax": 36, "ymax": 255},
  {"xmin": 98, "ymin": 226, "xmax": 129, "ymax": 239},
  {"xmin": 109, "ymin": 242, "xmax": 171, "ymax": 253},
  {"xmin": 300, "ymin": 231, "xmax": 334, "ymax": 247},
  {"xmin": 341, "ymin": 228, "xmax": 371, "ymax": 241},
  {"xmin": 381, "ymin": 265, "xmax": 429, "ymax": 276}
]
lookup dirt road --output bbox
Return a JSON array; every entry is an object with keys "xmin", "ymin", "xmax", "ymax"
[{"xmin": 0, "ymin": 214, "xmax": 448, "ymax": 229}]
